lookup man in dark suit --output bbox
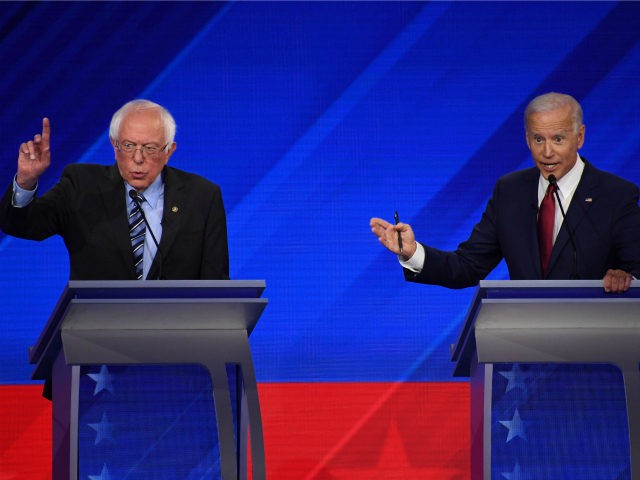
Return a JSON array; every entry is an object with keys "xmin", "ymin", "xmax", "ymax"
[
  {"xmin": 0, "ymin": 99, "xmax": 229, "ymax": 280},
  {"xmin": 371, "ymin": 92, "xmax": 640, "ymax": 293}
]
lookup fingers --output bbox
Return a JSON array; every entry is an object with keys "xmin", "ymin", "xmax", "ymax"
[
  {"xmin": 25, "ymin": 141, "xmax": 37, "ymax": 160},
  {"xmin": 19, "ymin": 118, "xmax": 50, "ymax": 161},
  {"xmin": 42, "ymin": 117, "xmax": 50, "ymax": 145},
  {"xmin": 23, "ymin": 139, "xmax": 43, "ymax": 160},
  {"xmin": 370, "ymin": 217, "xmax": 390, "ymax": 240},
  {"xmin": 376, "ymin": 228, "xmax": 399, "ymax": 254},
  {"xmin": 19, "ymin": 142, "xmax": 30, "ymax": 159},
  {"xmin": 370, "ymin": 217, "xmax": 417, "ymax": 258},
  {"xmin": 16, "ymin": 118, "xmax": 51, "ymax": 189},
  {"xmin": 370, "ymin": 217, "xmax": 394, "ymax": 246},
  {"xmin": 370, "ymin": 217, "xmax": 396, "ymax": 241},
  {"xmin": 370, "ymin": 217, "xmax": 392, "ymax": 229},
  {"xmin": 603, "ymin": 269, "xmax": 632, "ymax": 293},
  {"xmin": 34, "ymin": 118, "xmax": 50, "ymax": 153}
]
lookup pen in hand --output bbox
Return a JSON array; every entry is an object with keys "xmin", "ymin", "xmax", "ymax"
[{"xmin": 394, "ymin": 211, "xmax": 403, "ymax": 254}]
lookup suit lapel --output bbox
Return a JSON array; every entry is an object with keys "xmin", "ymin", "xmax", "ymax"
[
  {"xmin": 517, "ymin": 168, "xmax": 544, "ymax": 278},
  {"xmin": 547, "ymin": 159, "xmax": 596, "ymax": 274},
  {"xmin": 100, "ymin": 165, "xmax": 136, "ymax": 277},
  {"xmin": 148, "ymin": 168, "xmax": 186, "ymax": 279}
]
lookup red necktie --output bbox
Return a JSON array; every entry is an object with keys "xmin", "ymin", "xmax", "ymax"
[{"xmin": 538, "ymin": 183, "xmax": 556, "ymax": 275}]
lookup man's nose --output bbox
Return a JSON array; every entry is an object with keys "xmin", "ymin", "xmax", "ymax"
[
  {"xmin": 133, "ymin": 148, "xmax": 145, "ymax": 163},
  {"xmin": 542, "ymin": 142, "xmax": 553, "ymax": 157}
]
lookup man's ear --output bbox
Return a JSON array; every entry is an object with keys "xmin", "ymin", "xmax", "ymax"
[
  {"xmin": 577, "ymin": 124, "xmax": 585, "ymax": 149},
  {"xmin": 165, "ymin": 142, "xmax": 177, "ymax": 162}
]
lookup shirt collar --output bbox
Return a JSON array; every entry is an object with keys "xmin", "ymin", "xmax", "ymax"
[
  {"xmin": 539, "ymin": 154, "xmax": 584, "ymax": 197},
  {"xmin": 126, "ymin": 173, "xmax": 164, "ymax": 208}
]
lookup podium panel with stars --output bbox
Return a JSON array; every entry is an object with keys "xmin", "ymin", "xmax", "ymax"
[
  {"xmin": 79, "ymin": 364, "xmax": 237, "ymax": 479},
  {"xmin": 452, "ymin": 280, "xmax": 640, "ymax": 480},
  {"xmin": 492, "ymin": 363, "xmax": 629, "ymax": 480},
  {"xmin": 29, "ymin": 280, "xmax": 268, "ymax": 480}
]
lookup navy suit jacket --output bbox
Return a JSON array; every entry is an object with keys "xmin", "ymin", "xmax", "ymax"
[
  {"xmin": 405, "ymin": 159, "xmax": 640, "ymax": 288},
  {"xmin": 0, "ymin": 163, "xmax": 229, "ymax": 280}
]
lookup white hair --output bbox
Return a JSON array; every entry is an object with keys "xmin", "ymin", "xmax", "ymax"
[
  {"xmin": 109, "ymin": 99, "xmax": 176, "ymax": 144},
  {"xmin": 524, "ymin": 92, "xmax": 583, "ymax": 133}
]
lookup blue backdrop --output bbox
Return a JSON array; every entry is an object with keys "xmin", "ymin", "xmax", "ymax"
[{"xmin": 1, "ymin": 1, "xmax": 640, "ymax": 391}]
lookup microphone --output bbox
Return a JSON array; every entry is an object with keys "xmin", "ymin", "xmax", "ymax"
[
  {"xmin": 548, "ymin": 174, "xmax": 578, "ymax": 279},
  {"xmin": 129, "ymin": 190, "xmax": 163, "ymax": 280}
]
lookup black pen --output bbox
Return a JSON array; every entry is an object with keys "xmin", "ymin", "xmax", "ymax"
[{"xmin": 394, "ymin": 211, "xmax": 403, "ymax": 254}]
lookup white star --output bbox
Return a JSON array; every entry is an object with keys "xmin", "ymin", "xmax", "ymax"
[
  {"xmin": 87, "ymin": 365, "xmax": 114, "ymax": 395},
  {"xmin": 88, "ymin": 464, "xmax": 111, "ymax": 480},
  {"xmin": 502, "ymin": 461, "xmax": 522, "ymax": 479},
  {"xmin": 88, "ymin": 412, "xmax": 115, "ymax": 445},
  {"xmin": 498, "ymin": 364, "xmax": 527, "ymax": 392},
  {"xmin": 499, "ymin": 409, "xmax": 527, "ymax": 442}
]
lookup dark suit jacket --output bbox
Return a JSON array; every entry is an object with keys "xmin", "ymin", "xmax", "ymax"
[
  {"xmin": 405, "ymin": 159, "xmax": 640, "ymax": 288},
  {"xmin": 0, "ymin": 163, "xmax": 229, "ymax": 280}
]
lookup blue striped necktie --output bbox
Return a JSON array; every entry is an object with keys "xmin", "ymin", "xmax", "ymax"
[{"xmin": 129, "ymin": 192, "xmax": 146, "ymax": 280}]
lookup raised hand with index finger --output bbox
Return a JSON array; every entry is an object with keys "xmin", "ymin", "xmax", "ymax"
[{"xmin": 16, "ymin": 117, "xmax": 51, "ymax": 190}]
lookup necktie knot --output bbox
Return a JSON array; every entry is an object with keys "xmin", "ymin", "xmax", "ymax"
[
  {"xmin": 546, "ymin": 183, "xmax": 556, "ymax": 197},
  {"xmin": 132, "ymin": 192, "xmax": 145, "ymax": 205}
]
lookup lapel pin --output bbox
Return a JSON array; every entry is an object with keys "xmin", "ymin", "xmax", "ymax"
[
  {"xmin": 171, "ymin": 206, "xmax": 179, "ymax": 213},
  {"xmin": 585, "ymin": 198, "xmax": 593, "ymax": 204}
]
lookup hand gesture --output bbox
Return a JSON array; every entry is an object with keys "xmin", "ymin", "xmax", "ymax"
[
  {"xmin": 370, "ymin": 217, "xmax": 417, "ymax": 260},
  {"xmin": 17, "ymin": 117, "xmax": 51, "ymax": 190},
  {"xmin": 602, "ymin": 268, "xmax": 632, "ymax": 293}
]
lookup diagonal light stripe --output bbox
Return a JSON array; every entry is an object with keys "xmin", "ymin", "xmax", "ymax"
[
  {"xmin": 121, "ymin": 386, "xmax": 211, "ymax": 479},
  {"xmin": 129, "ymin": 219, "xmax": 144, "ymax": 232},
  {"xmin": 303, "ymin": 311, "xmax": 464, "ymax": 479},
  {"xmin": 0, "ymin": 3, "xmax": 235, "ymax": 254},
  {"xmin": 0, "ymin": 235, "xmax": 12, "ymax": 253},
  {"xmin": 73, "ymin": 2, "xmax": 236, "ymax": 167},
  {"xmin": 230, "ymin": 2, "xmax": 451, "ymax": 263}
]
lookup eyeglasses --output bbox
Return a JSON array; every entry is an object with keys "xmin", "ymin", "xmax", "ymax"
[{"xmin": 116, "ymin": 141, "xmax": 169, "ymax": 158}]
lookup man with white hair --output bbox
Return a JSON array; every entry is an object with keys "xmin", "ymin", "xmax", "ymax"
[
  {"xmin": 371, "ymin": 92, "xmax": 640, "ymax": 293},
  {"xmin": 1, "ymin": 99, "xmax": 229, "ymax": 281}
]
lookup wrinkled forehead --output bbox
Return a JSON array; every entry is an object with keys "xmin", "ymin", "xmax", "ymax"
[{"xmin": 526, "ymin": 107, "xmax": 576, "ymax": 135}]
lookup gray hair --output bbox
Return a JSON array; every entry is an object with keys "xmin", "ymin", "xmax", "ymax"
[
  {"xmin": 109, "ymin": 99, "xmax": 176, "ymax": 144},
  {"xmin": 524, "ymin": 92, "xmax": 583, "ymax": 133}
]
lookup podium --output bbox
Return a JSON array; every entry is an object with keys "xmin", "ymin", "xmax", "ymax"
[
  {"xmin": 452, "ymin": 280, "xmax": 640, "ymax": 480},
  {"xmin": 29, "ymin": 280, "xmax": 268, "ymax": 480}
]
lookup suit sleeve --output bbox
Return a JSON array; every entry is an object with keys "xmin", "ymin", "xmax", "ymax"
[
  {"xmin": 403, "ymin": 182, "xmax": 504, "ymax": 289},
  {"xmin": 611, "ymin": 182, "xmax": 640, "ymax": 278},
  {"xmin": 200, "ymin": 184, "xmax": 230, "ymax": 280},
  {"xmin": 0, "ymin": 168, "xmax": 72, "ymax": 241}
]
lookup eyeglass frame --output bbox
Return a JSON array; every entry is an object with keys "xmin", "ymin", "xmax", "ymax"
[{"xmin": 115, "ymin": 140, "xmax": 171, "ymax": 158}]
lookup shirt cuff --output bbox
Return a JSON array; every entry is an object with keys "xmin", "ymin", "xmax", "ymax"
[
  {"xmin": 12, "ymin": 175, "xmax": 37, "ymax": 207},
  {"xmin": 399, "ymin": 242, "xmax": 425, "ymax": 273}
]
